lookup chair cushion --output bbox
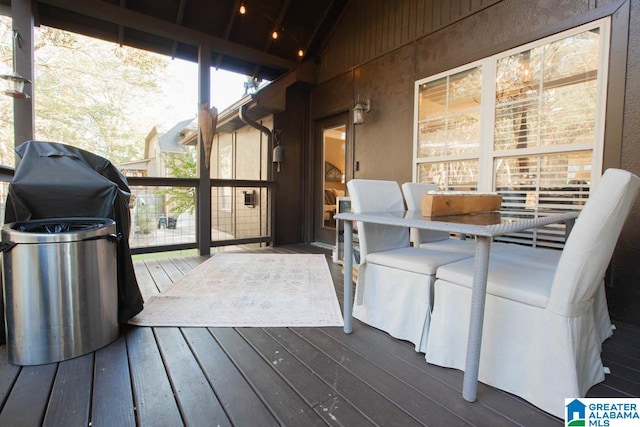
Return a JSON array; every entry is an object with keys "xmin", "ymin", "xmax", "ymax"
[
  {"xmin": 366, "ymin": 247, "xmax": 470, "ymax": 275},
  {"xmin": 436, "ymin": 257, "xmax": 555, "ymax": 308},
  {"xmin": 490, "ymin": 243, "xmax": 561, "ymax": 270},
  {"xmin": 421, "ymin": 238, "xmax": 477, "ymax": 254}
]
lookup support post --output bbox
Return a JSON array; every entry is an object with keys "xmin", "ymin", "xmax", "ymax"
[
  {"xmin": 197, "ymin": 44, "xmax": 212, "ymax": 256},
  {"xmin": 11, "ymin": 0, "xmax": 35, "ymax": 167}
]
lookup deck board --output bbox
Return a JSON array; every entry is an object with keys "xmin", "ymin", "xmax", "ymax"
[
  {"xmin": 92, "ymin": 335, "xmax": 136, "ymax": 427},
  {"xmin": 0, "ymin": 363, "xmax": 57, "ymax": 426},
  {"xmin": 0, "ymin": 349, "xmax": 19, "ymax": 409},
  {"xmin": 156, "ymin": 257, "xmax": 187, "ymax": 283},
  {"xmin": 126, "ymin": 327, "xmax": 183, "ymax": 426},
  {"xmin": 42, "ymin": 353, "xmax": 93, "ymax": 426},
  {"xmin": 155, "ymin": 327, "xmax": 231, "ymax": 426},
  {"xmin": 133, "ymin": 259, "xmax": 161, "ymax": 298},
  {"xmin": 264, "ymin": 327, "xmax": 425, "ymax": 426},
  {"xmin": 143, "ymin": 259, "xmax": 174, "ymax": 293},
  {"xmin": 288, "ymin": 327, "xmax": 470, "ymax": 425},
  {"xmin": 182, "ymin": 328, "xmax": 279, "ymax": 426},
  {"xmin": 211, "ymin": 327, "xmax": 327, "ymax": 426},
  {"xmin": 238, "ymin": 327, "xmax": 373, "ymax": 426},
  {"xmin": 320, "ymin": 326, "xmax": 519, "ymax": 426},
  {"xmin": 0, "ymin": 244, "xmax": 638, "ymax": 426}
]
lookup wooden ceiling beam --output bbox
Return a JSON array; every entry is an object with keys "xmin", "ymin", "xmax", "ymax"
[
  {"xmin": 118, "ymin": 0, "xmax": 125, "ymax": 46},
  {"xmin": 252, "ymin": 0, "xmax": 291, "ymax": 78},
  {"xmin": 37, "ymin": 0, "xmax": 296, "ymax": 71},
  {"xmin": 215, "ymin": 0, "xmax": 242, "ymax": 69},
  {"xmin": 170, "ymin": 0, "xmax": 186, "ymax": 58}
]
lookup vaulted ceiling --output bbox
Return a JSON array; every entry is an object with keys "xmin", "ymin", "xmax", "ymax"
[{"xmin": 2, "ymin": 0, "xmax": 350, "ymax": 82}]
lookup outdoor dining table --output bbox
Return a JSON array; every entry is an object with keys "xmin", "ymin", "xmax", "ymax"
[{"xmin": 334, "ymin": 208, "xmax": 579, "ymax": 403}]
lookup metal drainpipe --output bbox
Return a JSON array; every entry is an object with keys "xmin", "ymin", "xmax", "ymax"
[
  {"xmin": 239, "ymin": 102, "xmax": 276, "ymax": 246},
  {"xmin": 239, "ymin": 103, "xmax": 273, "ymax": 180}
]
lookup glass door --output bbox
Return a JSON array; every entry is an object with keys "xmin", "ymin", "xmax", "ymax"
[{"xmin": 314, "ymin": 114, "xmax": 349, "ymax": 245}]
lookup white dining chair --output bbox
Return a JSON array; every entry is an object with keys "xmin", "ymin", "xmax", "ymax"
[
  {"xmin": 347, "ymin": 179, "xmax": 470, "ymax": 352},
  {"xmin": 424, "ymin": 168, "xmax": 640, "ymax": 418},
  {"xmin": 402, "ymin": 181, "xmax": 614, "ymax": 344}
]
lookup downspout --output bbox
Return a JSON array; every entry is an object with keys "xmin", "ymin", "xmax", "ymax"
[
  {"xmin": 239, "ymin": 102, "xmax": 273, "ymax": 180},
  {"xmin": 239, "ymin": 102, "xmax": 276, "ymax": 246}
]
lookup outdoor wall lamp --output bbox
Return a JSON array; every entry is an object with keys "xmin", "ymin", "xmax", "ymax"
[
  {"xmin": 353, "ymin": 98, "xmax": 371, "ymax": 125},
  {"xmin": 1, "ymin": 30, "xmax": 31, "ymax": 99}
]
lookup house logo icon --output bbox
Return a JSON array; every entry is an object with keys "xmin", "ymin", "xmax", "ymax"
[{"xmin": 566, "ymin": 399, "xmax": 586, "ymax": 426}]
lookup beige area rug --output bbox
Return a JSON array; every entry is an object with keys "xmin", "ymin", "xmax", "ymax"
[{"xmin": 129, "ymin": 253, "xmax": 344, "ymax": 327}]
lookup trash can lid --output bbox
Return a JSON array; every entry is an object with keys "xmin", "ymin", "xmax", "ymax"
[{"xmin": 1, "ymin": 217, "xmax": 116, "ymax": 244}]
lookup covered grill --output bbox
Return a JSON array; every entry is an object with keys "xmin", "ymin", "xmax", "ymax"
[{"xmin": 2, "ymin": 140, "xmax": 143, "ymax": 343}]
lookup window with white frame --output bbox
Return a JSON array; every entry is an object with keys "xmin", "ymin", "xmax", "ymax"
[{"xmin": 413, "ymin": 19, "xmax": 609, "ymax": 248}]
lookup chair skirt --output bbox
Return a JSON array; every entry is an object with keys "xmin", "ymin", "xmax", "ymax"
[
  {"xmin": 424, "ymin": 240, "xmax": 614, "ymax": 345},
  {"xmin": 353, "ymin": 262, "xmax": 433, "ymax": 352},
  {"xmin": 425, "ymin": 278, "xmax": 605, "ymax": 418}
]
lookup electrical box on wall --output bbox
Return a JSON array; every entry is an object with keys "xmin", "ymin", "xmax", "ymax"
[{"xmin": 243, "ymin": 190, "xmax": 256, "ymax": 208}]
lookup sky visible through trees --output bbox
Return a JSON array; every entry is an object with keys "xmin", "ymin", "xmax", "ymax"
[{"xmin": 0, "ymin": 16, "xmax": 248, "ymax": 168}]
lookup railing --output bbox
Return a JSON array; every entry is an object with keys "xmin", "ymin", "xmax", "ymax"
[
  {"xmin": 0, "ymin": 170, "xmax": 275, "ymax": 255},
  {"xmin": 126, "ymin": 177, "xmax": 275, "ymax": 255}
]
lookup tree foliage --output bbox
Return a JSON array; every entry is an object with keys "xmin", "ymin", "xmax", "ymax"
[
  {"xmin": 0, "ymin": 17, "xmax": 174, "ymax": 166},
  {"xmin": 157, "ymin": 149, "xmax": 197, "ymax": 216}
]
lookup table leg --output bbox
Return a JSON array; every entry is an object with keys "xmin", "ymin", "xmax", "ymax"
[
  {"xmin": 463, "ymin": 236, "xmax": 491, "ymax": 402},
  {"xmin": 343, "ymin": 220, "xmax": 354, "ymax": 334}
]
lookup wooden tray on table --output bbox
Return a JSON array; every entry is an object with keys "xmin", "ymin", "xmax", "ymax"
[{"xmin": 421, "ymin": 193, "xmax": 502, "ymax": 217}]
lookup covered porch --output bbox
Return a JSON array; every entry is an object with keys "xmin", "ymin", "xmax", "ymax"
[
  {"xmin": 0, "ymin": 1, "xmax": 639, "ymax": 424},
  {"xmin": 0, "ymin": 245, "xmax": 637, "ymax": 426}
]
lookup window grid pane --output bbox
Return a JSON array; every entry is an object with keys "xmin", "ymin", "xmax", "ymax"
[
  {"xmin": 494, "ymin": 30, "xmax": 600, "ymax": 153},
  {"xmin": 414, "ymin": 21, "xmax": 606, "ymax": 248},
  {"xmin": 494, "ymin": 152, "xmax": 590, "ymax": 248},
  {"xmin": 417, "ymin": 67, "xmax": 482, "ymax": 158},
  {"xmin": 417, "ymin": 160, "xmax": 479, "ymax": 191}
]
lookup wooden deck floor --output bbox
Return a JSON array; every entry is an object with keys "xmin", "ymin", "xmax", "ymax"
[{"xmin": 0, "ymin": 244, "xmax": 638, "ymax": 426}]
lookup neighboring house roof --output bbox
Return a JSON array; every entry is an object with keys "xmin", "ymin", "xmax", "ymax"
[
  {"xmin": 118, "ymin": 159, "xmax": 151, "ymax": 169},
  {"xmin": 158, "ymin": 118, "xmax": 196, "ymax": 153}
]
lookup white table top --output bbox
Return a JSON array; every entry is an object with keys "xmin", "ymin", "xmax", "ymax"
[{"xmin": 334, "ymin": 209, "xmax": 579, "ymax": 237}]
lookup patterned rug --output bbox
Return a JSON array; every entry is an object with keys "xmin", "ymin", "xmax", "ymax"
[{"xmin": 129, "ymin": 253, "xmax": 344, "ymax": 327}]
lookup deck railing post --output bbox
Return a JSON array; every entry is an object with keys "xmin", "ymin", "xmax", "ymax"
[
  {"xmin": 197, "ymin": 43, "xmax": 212, "ymax": 256},
  {"xmin": 10, "ymin": 0, "xmax": 35, "ymax": 168}
]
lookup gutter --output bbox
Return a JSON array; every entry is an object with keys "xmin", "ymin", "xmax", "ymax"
[
  {"xmin": 239, "ymin": 101, "xmax": 272, "ymax": 143},
  {"xmin": 239, "ymin": 101, "xmax": 273, "ymax": 180}
]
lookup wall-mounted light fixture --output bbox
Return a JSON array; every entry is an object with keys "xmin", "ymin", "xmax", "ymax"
[
  {"xmin": 1, "ymin": 30, "xmax": 31, "ymax": 99},
  {"xmin": 353, "ymin": 98, "xmax": 371, "ymax": 125}
]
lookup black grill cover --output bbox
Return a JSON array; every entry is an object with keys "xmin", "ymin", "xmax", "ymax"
[{"xmin": 4, "ymin": 141, "xmax": 144, "ymax": 327}]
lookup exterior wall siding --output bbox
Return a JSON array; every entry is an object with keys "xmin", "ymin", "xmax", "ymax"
[
  {"xmin": 613, "ymin": 0, "xmax": 640, "ymax": 322},
  {"xmin": 318, "ymin": 0, "xmax": 502, "ymax": 83},
  {"xmin": 273, "ymin": 86, "xmax": 309, "ymax": 245},
  {"xmin": 310, "ymin": 0, "xmax": 640, "ymax": 324}
]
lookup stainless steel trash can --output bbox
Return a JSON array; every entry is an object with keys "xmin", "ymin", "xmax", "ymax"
[{"xmin": 1, "ymin": 218, "xmax": 120, "ymax": 365}]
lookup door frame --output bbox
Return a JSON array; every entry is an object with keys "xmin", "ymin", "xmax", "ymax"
[{"xmin": 312, "ymin": 112, "xmax": 351, "ymax": 245}]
